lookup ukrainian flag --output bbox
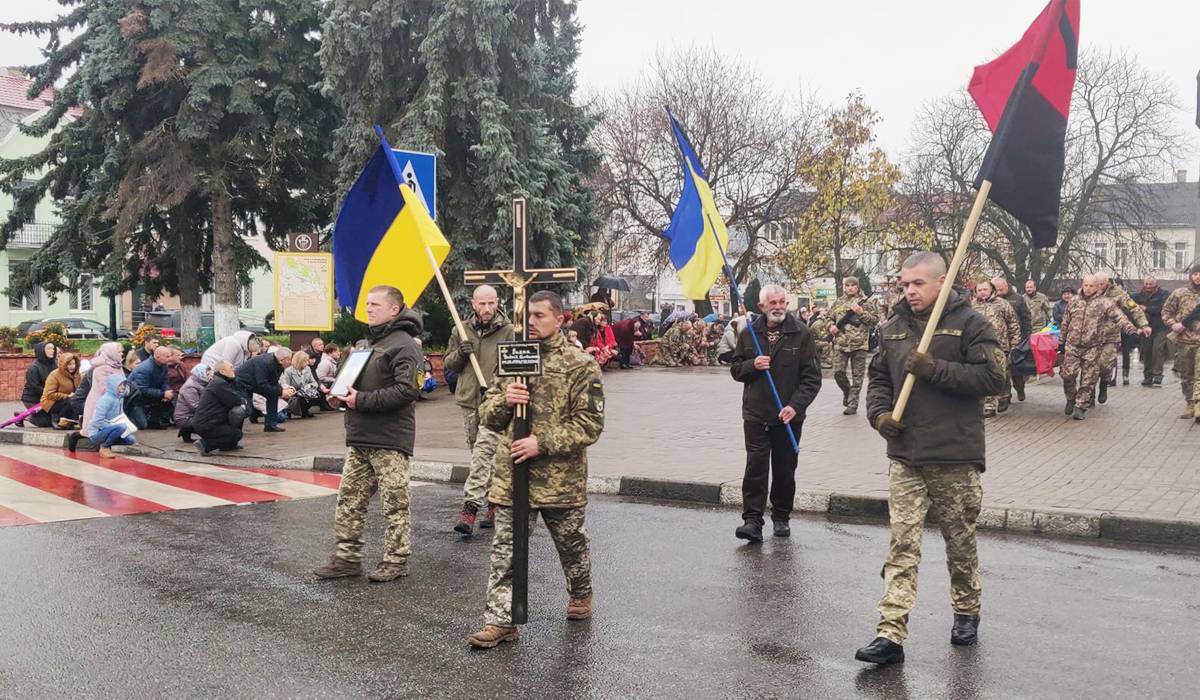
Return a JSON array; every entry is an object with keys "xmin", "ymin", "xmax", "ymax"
[
  {"xmin": 664, "ymin": 109, "xmax": 731, "ymax": 300},
  {"xmin": 333, "ymin": 140, "xmax": 450, "ymax": 322}
]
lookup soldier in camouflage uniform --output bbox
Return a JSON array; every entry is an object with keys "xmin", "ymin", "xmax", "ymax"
[
  {"xmin": 654, "ymin": 320, "xmax": 693, "ymax": 367},
  {"xmin": 856, "ymin": 252, "xmax": 1006, "ymax": 666},
  {"xmin": 1095, "ymin": 272, "xmax": 1149, "ymax": 402},
  {"xmin": 809, "ymin": 309, "xmax": 834, "ymax": 368},
  {"xmin": 687, "ymin": 319, "xmax": 713, "ymax": 366},
  {"xmin": 468, "ymin": 291, "xmax": 606, "ymax": 649},
  {"xmin": 1023, "ymin": 280, "xmax": 1052, "ymax": 331},
  {"xmin": 1162, "ymin": 264, "xmax": 1200, "ymax": 420},
  {"xmin": 829, "ymin": 278, "xmax": 879, "ymax": 415},
  {"xmin": 1060, "ymin": 275, "xmax": 1141, "ymax": 420},
  {"xmin": 971, "ymin": 281, "xmax": 1021, "ymax": 417},
  {"xmin": 314, "ymin": 286, "xmax": 424, "ymax": 583}
]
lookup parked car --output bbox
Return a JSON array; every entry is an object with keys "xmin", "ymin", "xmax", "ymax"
[
  {"xmin": 26, "ymin": 318, "xmax": 133, "ymax": 339},
  {"xmin": 15, "ymin": 320, "xmax": 40, "ymax": 336}
]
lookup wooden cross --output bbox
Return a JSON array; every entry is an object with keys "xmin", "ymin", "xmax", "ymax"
[{"xmin": 463, "ymin": 197, "xmax": 577, "ymax": 625}]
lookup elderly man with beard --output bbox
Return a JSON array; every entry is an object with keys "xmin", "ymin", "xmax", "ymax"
[
  {"xmin": 444, "ymin": 284, "xmax": 515, "ymax": 535},
  {"xmin": 729, "ymin": 284, "xmax": 822, "ymax": 543}
]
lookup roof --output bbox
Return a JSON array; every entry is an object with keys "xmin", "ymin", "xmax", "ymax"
[
  {"xmin": 0, "ymin": 75, "xmax": 56, "ymax": 113},
  {"xmin": 1095, "ymin": 181, "xmax": 1199, "ymax": 228}
]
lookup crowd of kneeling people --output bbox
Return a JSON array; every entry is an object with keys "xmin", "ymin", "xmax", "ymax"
[{"xmin": 17, "ymin": 331, "xmax": 348, "ymax": 458}]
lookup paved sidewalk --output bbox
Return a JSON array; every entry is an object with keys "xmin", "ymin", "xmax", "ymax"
[{"xmin": 5, "ymin": 359, "xmax": 1198, "ymax": 528}]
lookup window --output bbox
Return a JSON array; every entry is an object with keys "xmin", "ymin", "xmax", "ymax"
[
  {"xmin": 1175, "ymin": 242, "xmax": 1189, "ymax": 271},
  {"xmin": 1094, "ymin": 243, "xmax": 1107, "ymax": 267},
  {"xmin": 7, "ymin": 262, "xmax": 41, "ymax": 311},
  {"xmin": 70, "ymin": 274, "xmax": 94, "ymax": 311},
  {"xmin": 1152, "ymin": 241, "xmax": 1167, "ymax": 269},
  {"xmin": 1114, "ymin": 242, "xmax": 1128, "ymax": 271},
  {"xmin": 237, "ymin": 282, "xmax": 253, "ymax": 310}
]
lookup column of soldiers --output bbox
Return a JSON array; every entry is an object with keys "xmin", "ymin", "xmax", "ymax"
[{"xmin": 1059, "ymin": 274, "xmax": 1143, "ymax": 420}]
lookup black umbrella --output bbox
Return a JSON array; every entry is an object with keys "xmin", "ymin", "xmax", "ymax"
[{"xmin": 592, "ymin": 275, "xmax": 632, "ymax": 292}]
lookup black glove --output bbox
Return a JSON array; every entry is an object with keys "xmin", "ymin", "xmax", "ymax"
[
  {"xmin": 903, "ymin": 350, "xmax": 936, "ymax": 380},
  {"xmin": 458, "ymin": 339, "xmax": 476, "ymax": 356},
  {"xmin": 874, "ymin": 412, "xmax": 905, "ymax": 439}
]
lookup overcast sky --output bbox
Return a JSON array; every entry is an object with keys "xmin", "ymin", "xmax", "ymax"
[{"xmin": 3, "ymin": 0, "xmax": 1197, "ymax": 177}]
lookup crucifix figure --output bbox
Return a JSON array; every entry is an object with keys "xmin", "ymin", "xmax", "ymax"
[{"xmin": 464, "ymin": 197, "xmax": 577, "ymax": 624}]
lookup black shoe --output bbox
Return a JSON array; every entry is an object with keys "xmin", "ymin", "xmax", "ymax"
[
  {"xmin": 950, "ymin": 613, "xmax": 980, "ymax": 646},
  {"xmin": 264, "ymin": 426, "xmax": 286, "ymax": 433},
  {"xmin": 1122, "ymin": 376, "xmax": 1130, "ymax": 386},
  {"xmin": 1106, "ymin": 376, "xmax": 1117, "ymax": 387},
  {"xmin": 1153, "ymin": 377, "xmax": 1163, "ymax": 387},
  {"xmin": 997, "ymin": 397, "xmax": 1010, "ymax": 413},
  {"xmin": 1064, "ymin": 400, "xmax": 1074, "ymax": 416},
  {"xmin": 855, "ymin": 637, "xmax": 904, "ymax": 665},
  {"xmin": 842, "ymin": 406, "xmax": 857, "ymax": 415},
  {"xmin": 197, "ymin": 438, "xmax": 212, "ymax": 456},
  {"xmin": 735, "ymin": 521, "xmax": 763, "ymax": 543},
  {"xmin": 66, "ymin": 431, "xmax": 80, "ymax": 453},
  {"xmin": 178, "ymin": 428, "xmax": 194, "ymax": 444},
  {"xmin": 1097, "ymin": 382, "xmax": 1107, "ymax": 404},
  {"xmin": 1072, "ymin": 407, "xmax": 1086, "ymax": 421},
  {"xmin": 772, "ymin": 521, "xmax": 791, "ymax": 538},
  {"xmin": 249, "ymin": 415, "xmax": 260, "ymax": 424},
  {"xmin": 1015, "ymin": 386, "xmax": 1025, "ymax": 402},
  {"xmin": 1141, "ymin": 378, "xmax": 1154, "ymax": 387}
]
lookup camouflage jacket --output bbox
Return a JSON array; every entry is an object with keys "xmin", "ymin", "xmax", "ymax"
[
  {"xmin": 480, "ymin": 331, "xmax": 605, "ymax": 508},
  {"xmin": 1024, "ymin": 292, "xmax": 1052, "ymax": 331},
  {"xmin": 1162, "ymin": 283, "xmax": 1200, "ymax": 346},
  {"xmin": 1101, "ymin": 286, "xmax": 1148, "ymax": 342},
  {"xmin": 660, "ymin": 324, "xmax": 691, "ymax": 361},
  {"xmin": 829, "ymin": 293, "xmax": 878, "ymax": 352},
  {"xmin": 971, "ymin": 297, "xmax": 1021, "ymax": 351},
  {"xmin": 1061, "ymin": 293, "xmax": 1136, "ymax": 348}
]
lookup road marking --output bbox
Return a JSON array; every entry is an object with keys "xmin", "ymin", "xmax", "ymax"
[
  {"xmin": 0, "ymin": 474, "xmax": 108, "ymax": 522},
  {"xmin": 0, "ymin": 456, "xmax": 171, "ymax": 516}
]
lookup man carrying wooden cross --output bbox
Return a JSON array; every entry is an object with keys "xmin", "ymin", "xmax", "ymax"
[{"xmin": 468, "ymin": 290, "xmax": 605, "ymax": 648}]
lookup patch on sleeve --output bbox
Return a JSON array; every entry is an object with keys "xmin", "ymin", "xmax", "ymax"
[
  {"xmin": 991, "ymin": 347, "xmax": 1008, "ymax": 372},
  {"xmin": 589, "ymin": 378, "xmax": 604, "ymax": 413}
]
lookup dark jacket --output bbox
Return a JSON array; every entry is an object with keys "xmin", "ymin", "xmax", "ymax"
[
  {"xmin": 22, "ymin": 342, "xmax": 56, "ymax": 406},
  {"xmin": 128, "ymin": 356, "xmax": 169, "ymax": 402},
  {"xmin": 344, "ymin": 308, "xmax": 424, "ymax": 455},
  {"xmin": 193, "ymin": 373, "xmax": 245, "ymax": 434},
  {"xmin": 235, "ymin": 353, "xmax": 285, "ymax": 401},
  {"xmin": 1000, "ymin": 290, "xmax": 1032, "ymax": 339},
  {"xmin": 1131, "ymin": 288, "xmax": 1169, "ymax": 333},
  {"xmin": 1052, "ymin": 298, "xmax": 1070, "ymax": 326},
  {"xmin": 866, "ymin": 292, "xmax": 1006, "ymax": 470},
  {"xmin": 730, "ymin": 312, "xmax": 822, "ymax": 425}
]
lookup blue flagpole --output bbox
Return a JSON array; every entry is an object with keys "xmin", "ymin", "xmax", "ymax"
[{"xmin": 707, "ymin": 215, "xmax": 799, "ymax": 453}]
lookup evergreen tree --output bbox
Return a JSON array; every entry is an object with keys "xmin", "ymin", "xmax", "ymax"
[{"xmin": 320, "ymin": 0, "xmax": 598, "ymax": 302}]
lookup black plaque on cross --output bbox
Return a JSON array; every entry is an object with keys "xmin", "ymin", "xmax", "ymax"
[{"xmin": 464, "ymin": 197, "xmax": 577, "ymax": 625}]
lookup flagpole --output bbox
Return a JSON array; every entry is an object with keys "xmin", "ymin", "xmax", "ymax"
[
  {"xmin": 891, "ymin": 179, "xmax": 992, "ymax": 421},
  {"xmin": 373, "ymin": 126, "xmax": 487, "ymax": 388},
  {"xmin": 709, "ymin": 220, "xmax": 799, "ymax": 453}
]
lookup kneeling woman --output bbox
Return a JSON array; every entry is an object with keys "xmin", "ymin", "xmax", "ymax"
[{"xmin": 85, "ymin": 375, "xmax": 137, "ymax": 459}]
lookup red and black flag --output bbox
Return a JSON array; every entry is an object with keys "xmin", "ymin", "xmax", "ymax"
[{"xmin": 969, "ymin": 0, "xmax": 1079, "ymax": 248}]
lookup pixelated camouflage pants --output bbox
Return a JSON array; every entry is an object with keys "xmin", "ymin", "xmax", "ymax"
[
  {"xmin": 484, "ymin": 505, "xmax": 591, "ymax": 627},
  {"xmin": 461, "ymin": 408, "xmax": 501, "ymax": 508},
  {"xmin": 877, "ymin": 461, "xmax": 982, "ymax": 645},
  {"xmin": 334, "ymin": 447, "xmax": 411, "ymax": 564},
  {"xmin": 1062, "ymin": 346, "xmax": 1104, "ymax": 410},
  {"xmin": 1176, "ymin": 344, "xmax": 1200, "ymax": 402},
  {"xmin": 833, "ymin": 350, "xmax": 868, "ymax": 409}
]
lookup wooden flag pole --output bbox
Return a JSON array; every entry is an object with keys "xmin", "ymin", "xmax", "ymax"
[
  {"xmin": 424, "ymin": 245, "xmax": 488, "ymax": 388},
  {"xmin": 892, "ymin": 180, "xmax": 992, "ymax": 421}
]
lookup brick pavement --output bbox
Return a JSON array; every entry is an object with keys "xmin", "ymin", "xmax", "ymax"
[{"xmin": 9, "ymin": 357, "xmax": 1198, "ymax": 523}]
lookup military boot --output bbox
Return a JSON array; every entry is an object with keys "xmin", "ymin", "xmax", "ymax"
[
  {"xmin": 855, "ymin": 637, "xmax": 904, "ymax": 665},
  {"xmin": 367, "ymin": 561, "xmax": 408, "ymax": 583},
  {"xmin": 1097, "ymin": 381, "xmax": 1108, "ymax": 404},
  {"xmin": 314, "ymin": 556, "xmax": 363, "ymax": 579},
  {"xmin": 1072, "ymin": 407, "xmax": 1087, "ymax": 421},
  {"xmin": 835, "ymin": 374, "xmax": 851, "ymax": 406},
  {"xmin": 454, "ymin": 502, "xmax": 479, "ymax": 535},
  {"xmin": 1181, "ymin": 401, "xmax": 1196, "ymax": 420},
  {"xmin": 735, "ymin": 521, "xmax": 763, "ymax": 543},
  {"xmin": 566, "ymin": 594, "xmax": 593, "ymax": 620},
  {"xmin": 478, "ymin": 503, "xmax": 496, "ymax": 530},
  {"xmin": 950, "ymin": 613, "xmax": 980, "ymax": 646},
  {"xmin": 468, "ymin": 625, "xmax": 519, "ymax": 649},
  {"xmin": 1064, "ymin": 399, "xmax": 1074, "ymax": 416}
]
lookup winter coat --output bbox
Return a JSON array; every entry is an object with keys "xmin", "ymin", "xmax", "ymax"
[
  {"xmin": 343, "ymin": 308, "xmax": 424, "ymax": 455},
  {"xmin": 82, "ymin": 342, "xmax": 126, "ymax": 433},
  {"xmin": 999, "ymin": 290, "xmax": 1032, "ymax": 339},
  {"xmin": 193, "ymin": 373, "xmax": 245, "ymax": 434},
  {"xmin": 866, "ymin": 292, "xmax": 1006, "ymax": 469},
  {"xmin": 86, "ymin": 375, "xmax": 130, "ymax": 438},
  {"xmin": 166, "ymin": 361, "xmax": 189, "ymax": 394},
  {"xmin": 971, "ymin": 296, "xmax": 1022, "ymax": 352},
  {"xmin": 570, "ymin": 317, "xmax": 595, "ymax": 348},
  {"xmin": 1024, "ymin": 291, "xmax": 1052, "ymax": 330},
  {"xmin": 173, "ymin": 364, "xmax": 211, "ymax": 425},
  {"xmin": 829, "ymin": 293, "xmax": 879, "ymax": 353},
  {"xmin": 21, "ymin": 342, "xmax": 56, "ymax": 406},
  {"xmin": 282, "ymin": 365, "xmax": 321, "ymax": 400},
  {"xmin": 443, "ymin": 311, "xmax": 514, "ymax": 409},
  {"xmin": 235, "ymin": 352, "xmax": 286, "ymax": 403},
  {"xmin": 1101, "ymin": 286, "xmax": 1149, "ymax": 343},
  {"xmin": 41, "ymin": 353, "xmax": 81, "ymax": 412},
  {"xmin": 200, "ymin": 330, "xmax": 258, "ymax": 371},
  {"xmin": 1052, "ymin": 298, "xmax": 1070, "ymax": 327},
  {"xmin": 590, "ymin": 325, "xmax": 616, "ymax": 352},
  {"xmin": 730, "ymin": 312, "xmax": 823, "ymax": 425},
  {"xmin": 1131, "ymin": 287, "xmax": 1170, "ymax": 333},
  {"xmin": 1161, "ymin": 283, "xmax": 1200, "ymax": 346},
  {"xmin": 611, "ymin": 318, "xmax": 650, "ymax": 349},
  {"xmin": 1061, "ymin": 293, "xmax": 1137, "ymax": 348},
  {"xmin": 316, "ymin": 353, "xmax": 339, "ymax": 385},
  {"xmin": 128, "ymin": 357, "xmax": 169, "ymax": 402}
]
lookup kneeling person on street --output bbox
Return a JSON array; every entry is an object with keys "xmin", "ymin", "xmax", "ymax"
[
  {"xmin": 314, "ymin": 286, "xmax": 425, "ymax": 584},
  {"xmin": 468, "ymin": 291, "xmax": 605, "ymax": 649}
]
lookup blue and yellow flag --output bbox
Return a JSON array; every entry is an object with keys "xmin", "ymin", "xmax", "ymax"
[
  {"xmin": 664, "ymin": 109, "xmax": 730, "ymax": 300},
  {"xmin": 332, "ymin": 140, "xmax": 450, "ymax": 322}
]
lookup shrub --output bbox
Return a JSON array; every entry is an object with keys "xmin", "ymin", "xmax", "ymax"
[
  {"xmin": 328, "ymin": 310, "xmax": 369, "ymax": 348},
  {"xmin": 26, "ymin": 322, "xmax": 74, "ymax": 352},
  {"xmin": 131, "ymin": 323, "xmax": 160, "ymax": 348},
  {"xmin": 0, "ymin": 326, "xmax": 18, "ymax": 352}
]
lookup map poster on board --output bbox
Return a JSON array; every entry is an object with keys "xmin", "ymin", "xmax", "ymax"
[{"xmin": 274, "ymin": 252, "xmax": 335, "ymax": 331}]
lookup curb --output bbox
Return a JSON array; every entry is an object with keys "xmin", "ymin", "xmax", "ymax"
[{"xmin": 2, "ymin": 427, "xmax": 1197, "ymax": 549}]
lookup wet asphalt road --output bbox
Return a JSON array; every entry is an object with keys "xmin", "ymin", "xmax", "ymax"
[{"xmin": 1, "ymin": 484, "xmax": 1196, "ymax": 699}]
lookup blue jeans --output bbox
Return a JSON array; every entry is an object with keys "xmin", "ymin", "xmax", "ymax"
[{"xmin": 92, "ymin": 424, "xmax": 136, "ymax": 449}]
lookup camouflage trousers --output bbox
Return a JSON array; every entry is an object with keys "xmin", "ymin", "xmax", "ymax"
[
  {"xmin": 815, "ymin": 341, "xmax": 833, "ymax": 369},
  {"xmin": 1177, "ymin": 344, "xmax": 1200, "ymax": 402},
  {"xmin": 461, "ymin": 407, "xmax": 501, "ymax": 509},
  {"xmin": 877, "ymin": 461, "xmax": 982, "ymax": 645},
  {"xmin": 1099, "ymin": 342, "xmax": 1120, "ymax": 383},
  {"xmin": 1062, "ymin": 346, "xmax": 1104, "ymax": 410},
  {"xmin": 334, "ymin": 447, "xmax": 412, "ymax": 565},
  {"xmin": 833, "ymin": 350, "xmax": 868, "ymax": 409},
  {"xmin": 484, "ymin": 505, "xmax": 591, "ymax": 627}
]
